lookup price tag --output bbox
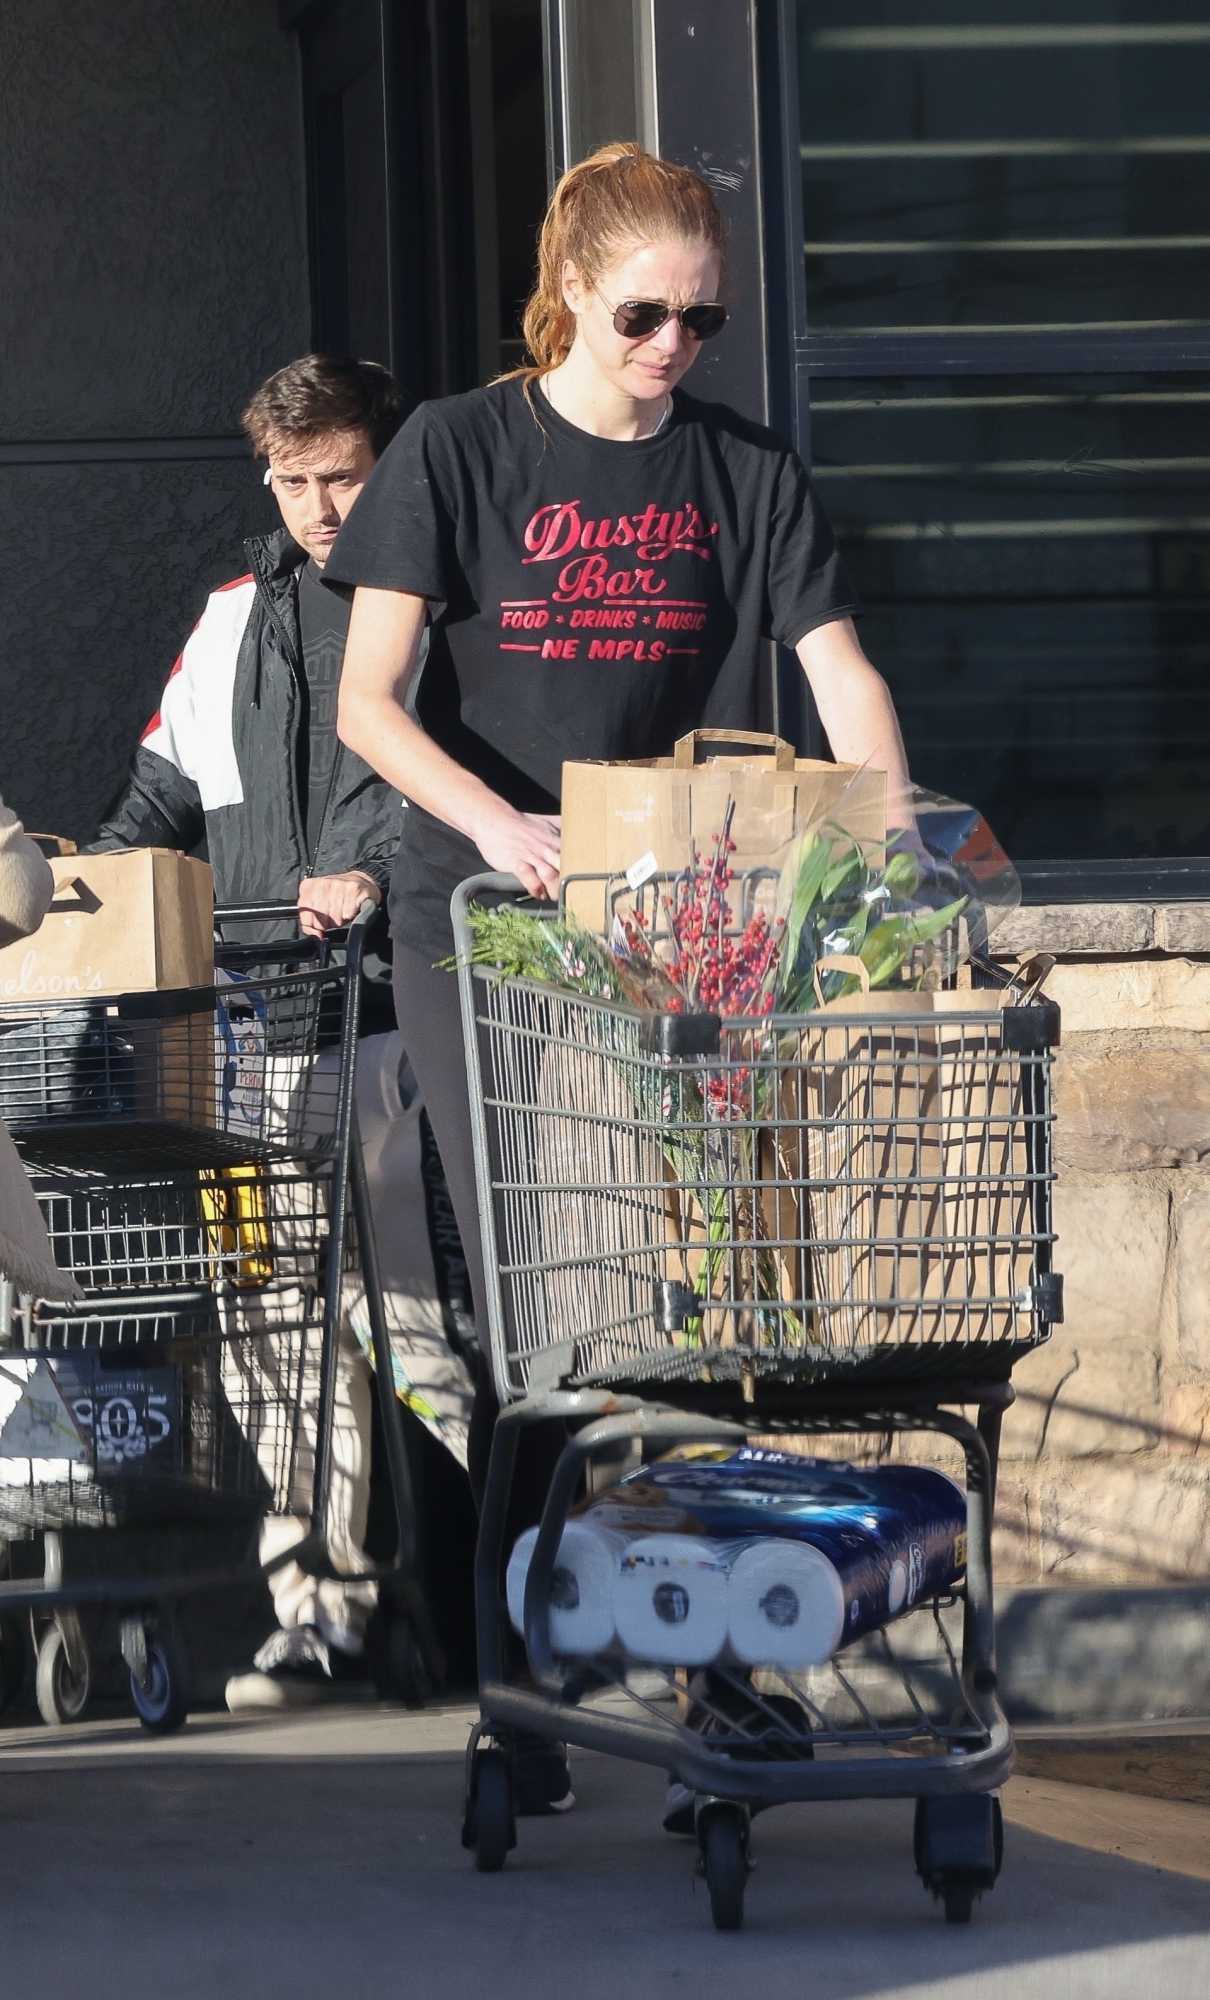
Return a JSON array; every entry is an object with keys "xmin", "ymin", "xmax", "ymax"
[{"xmin": 625, "ymin": 850, "xmax": 659, "ymax": 892}]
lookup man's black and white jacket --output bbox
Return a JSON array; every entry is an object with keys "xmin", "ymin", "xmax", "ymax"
[{"xmin": 88, "ymin": 529, "xmax": 403, "ymax": 914}]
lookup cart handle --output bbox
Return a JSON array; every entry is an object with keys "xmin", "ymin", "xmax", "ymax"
[
  {"xmin": 213, "ymin": 899, "xmax": 379, "ymax": 929},
  {"xmin": 214, "ymin": 899, "xmax": 379, "ymax": 979},
  {"xmin": 448, "ymin": 873, "xmax": 526, "ymax": 961}
]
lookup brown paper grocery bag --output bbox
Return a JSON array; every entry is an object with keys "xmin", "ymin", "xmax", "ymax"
[
  {"xmin": 529, "ymin": 1000, "xmax": 765, "ymax": 1366},
  {"xmin": 0, "ymin": 851, "xmax": 215, "ymax": 1137},
  {"xmin": 763, "ymin": 964, "xmax": 1041, "ymax": 1362},
  {"xmin": 927, "ymin": 989, "xmax": 1039, "ymax": 1347},
  {"xmin": 561, "ymin": 730, "xmax": 886, "ymax": 932},
  {"xmin": 0, "ymin": 850, "xmax": 213, "ymax": 1001},
  {"xmin": 762, "ymin": 966, "xmax": 944, "ymax": 1356}
]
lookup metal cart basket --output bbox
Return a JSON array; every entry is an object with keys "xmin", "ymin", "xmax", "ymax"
[
  {"xmin": 453, "ymin": 871, "xmax": 1062, "ymax": 1931},
  {"xmin": 0, "ymin": 904, "xmax": 435, "ymax": 1731}
]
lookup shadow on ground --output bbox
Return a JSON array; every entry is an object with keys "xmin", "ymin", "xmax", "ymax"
[{"xmin": 0, "ymin": 1706, "xmax": 1207, "ymax": 2000}]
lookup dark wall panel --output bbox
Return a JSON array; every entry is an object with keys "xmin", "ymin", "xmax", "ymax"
[
  {"xmin": 0, "ymin": 0, "xmax": 308, "ymax": 838},
  {"xmin": 0, "ymin": 0, "xmax": 309, "ymax": 440},
  {"xmin": 1, "ymin": 461, "xmax": 280, "ymax": 842}
]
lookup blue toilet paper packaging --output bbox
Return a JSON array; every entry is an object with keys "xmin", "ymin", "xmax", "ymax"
[{"xmin": 584, "ymin": 1446, "xmax": 967, "ymax": 1665}]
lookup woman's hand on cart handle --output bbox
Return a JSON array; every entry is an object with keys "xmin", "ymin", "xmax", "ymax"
[
  {"xmin": 468, "ymin": 800, "xmax": 561, "ymax": 903},
  {"xmin": 297, "ymin": 869, "xmax": 382, "ymax": 940}
]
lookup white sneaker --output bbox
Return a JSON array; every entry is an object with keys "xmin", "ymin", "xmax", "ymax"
[{"xmin": 224, "ymin": 1626, "xmax": 362, "ymax": 1713}]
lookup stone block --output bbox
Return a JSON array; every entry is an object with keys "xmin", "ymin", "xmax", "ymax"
[
  {"xmin": 992, "ymin": 1474, "xmax": 1037, "ymax": 1584},
  {"xmin": 1175, "ymin": 1190, "xmax": 1210, "ymax": 1371},
  {"xmin": 1028, "ymin": 1460, "xmax": 1210, "ymax": 1584},
  {"xmin": 1044, "ymin": 959, "xmax": 1210, "ymax": 1034},
  {"xmin": 996, "ymin": 903, "xmax": 1156, "ymax": 957},
  {"xmin": 996, "ymin": 1582, "xmax": 1210, "ymax": 1722},
  {"xmin": 1156, "ymin": 905, "xmax": 1210, "ymax": 954},
  {"xmin": 1052, "ymin": 1178, "xmax": 1170, "ymax": 1347},
  {"xmin": 1161, "ymin": 1381, "xmax": 1210, "ymax": 1458},
  {"xmin": 1004, "ymin": 1340, "xmax": 1160, "ymax": 1461},
  {"xmin": 1055, "ymin": 1041, "xmax": 1210, "ymax": 1172}
]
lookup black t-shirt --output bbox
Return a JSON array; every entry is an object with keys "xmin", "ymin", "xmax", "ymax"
[
  {"xmin": 296, "ymin": 556, "xmax": 351, "ymax": 863},
  {"xmin": 324, "ymin": 376, "xmax": 857, "ymax": 958}
]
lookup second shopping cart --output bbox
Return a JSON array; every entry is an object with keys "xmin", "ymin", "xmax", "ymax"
[{"xmin": 0, "ymin": 901, "xmax": 438, "ymax": 1728}]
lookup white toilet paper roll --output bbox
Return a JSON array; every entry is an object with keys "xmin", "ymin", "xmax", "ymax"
[
  {"xmin": 613, "ymin": 1534, "xmax": 730, "ymax": 1666},
  {"xmin": 727, "ymin": 1538, "xmax": 846, "ymax": 1669},
  {"xmin": 505, "ymin": 1521, "xmax": 624, "ymax": 1657}
]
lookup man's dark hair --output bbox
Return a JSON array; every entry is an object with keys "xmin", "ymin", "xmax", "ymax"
[{"xmin": 241, "ymin": 354, "xmax": 405, "ymax": 460}]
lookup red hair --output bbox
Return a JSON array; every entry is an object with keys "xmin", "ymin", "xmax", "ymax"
[{"xmin": 506, "ymin": 141, "xmax": 726, "ymax": 383}]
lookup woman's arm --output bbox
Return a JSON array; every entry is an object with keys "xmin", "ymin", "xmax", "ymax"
[
  {"xmin": 336, "ymin": 586, "xmax": 562, "ymax": 899},
  {"xmin": 0, "ymin": 800, "xmax": 54, "ymax": 947},
  {"xmin": 796, "ymin": 616, "xmax": 912, "ymax": 816}
]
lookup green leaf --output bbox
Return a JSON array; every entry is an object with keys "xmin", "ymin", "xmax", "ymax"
[
  {"xmin": 859, "ymin": 916, "xmax": 916, "ymax": 988},
  {"xmin": 857, "ymin": 898, "xmax": 969, "ymax": 989},
  {"xmin": 778, "ymin": 833, "xmax": 832, "ymax": 995},
  {"xmin": 907, "ymin": 896, "xmax": 968, "ymax": 949},
  {"xmin": 819, "ymin": 838, "xmax": 868, "ymax": 905},
  {"xmin": 883, "ymin": 849, "xmax": 923, "ymax": 899}
]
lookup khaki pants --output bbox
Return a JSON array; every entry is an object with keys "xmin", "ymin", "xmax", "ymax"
[{"xmin": 220, "ymin": 1031, "xmax": 473, "ymax": 1650}]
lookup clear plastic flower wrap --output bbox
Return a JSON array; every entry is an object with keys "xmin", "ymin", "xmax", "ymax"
[{"xmin": 773, "ymin": 779, "xmax": 1020, "ymax": 1009}]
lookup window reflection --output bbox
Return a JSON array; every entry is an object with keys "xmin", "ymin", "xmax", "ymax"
[
  {"xmin": 798, "ymin": 3, "xmax": 1210, "ymax": 332},
  {"xmin": 811, "ymin": 376, "xmax": 1210, "ymax": 861}
]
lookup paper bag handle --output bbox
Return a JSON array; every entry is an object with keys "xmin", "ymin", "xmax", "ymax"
[
  {"xmin": 672, "ymin": 728, "xmax": 796, "ymax": 772},
  {"xmin": 812, "ymin": 953, "xmax": 871, "ymax": 1006},
  {"xmin": 49, "ymin": 875, "xmax": 101, "ymax": 915}
]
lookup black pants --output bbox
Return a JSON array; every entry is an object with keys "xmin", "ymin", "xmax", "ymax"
[{"xmin": 392, "ymin": 942, "xmax": 565, "ymax": 1533}]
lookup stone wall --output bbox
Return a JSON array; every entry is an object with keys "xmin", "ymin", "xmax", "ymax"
[{"xmin": 992, "ymin": 903, "xmax": 1210, "ymax": 1587}]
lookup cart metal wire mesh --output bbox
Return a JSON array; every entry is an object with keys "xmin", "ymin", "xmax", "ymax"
[
  {"xmin": 577, "ymin": 1595, "xmax": 988, "ymax": 1769},
  {"xmin": 0, "ymin": 1160, "xmax": 354, "ymax": 1535},
  {"xmin": 0, "ymin": 917, "xmax": 365, "ymax": 1537},
  {"xmin": 460, "ymin": 890, "xmax": 1060, "ymax": 1403},
  {"xmin": 0, "ymin": 951, "xmax": 346, "ymax": 1175}
]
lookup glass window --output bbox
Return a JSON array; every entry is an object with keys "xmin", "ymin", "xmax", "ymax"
[
  {"xmin": 795, "ymin": 2, "xmax": 1210, "ymax": 881},
  {"xmin": 811, "ymin": 374, "xmax": 1210, "ymax": 862},
  {"xmin": 798, "ymin": 0, "xmax": 1210, "ymax": 334}
]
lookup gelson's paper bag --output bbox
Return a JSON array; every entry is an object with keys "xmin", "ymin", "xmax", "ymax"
[
  {"xmin": 0, "ymin": 851, "xmax": 215, "ymax": 1136},
  {"xmin": 561, "ymin": 730, "xmax": 886, "ymax": 932},
  {"xmin": 0, "ymin": 850, "xmax": 213, "ymax": 1002}
]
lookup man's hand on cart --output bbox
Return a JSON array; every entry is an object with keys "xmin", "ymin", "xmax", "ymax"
[{"xmin": 297, "ymin": 870, "xmax": 382, "ymax": 938}]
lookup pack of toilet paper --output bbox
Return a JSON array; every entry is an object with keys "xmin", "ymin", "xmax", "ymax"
[{"xmin": 506, "ymin": 1447, "xmax": 968, "ymax": 1669}]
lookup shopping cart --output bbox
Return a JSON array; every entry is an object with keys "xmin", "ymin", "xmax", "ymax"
[
  {"xmin": 0, "ymin": 903, "xmax": 437, "ymax": 1731},
  {"xmin": 453, "ymin": 871, "xmax": 1062, "ymax": 1930}
]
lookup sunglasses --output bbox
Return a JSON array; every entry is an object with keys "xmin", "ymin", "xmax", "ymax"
[{"xmin": 596, "ymin": 291, "xmax": 729, "ymax": 343}]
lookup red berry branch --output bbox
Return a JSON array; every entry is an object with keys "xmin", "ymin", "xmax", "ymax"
[{"xmin": 617, "ymin": 803, "xmax": 786, "ymax": 1117}]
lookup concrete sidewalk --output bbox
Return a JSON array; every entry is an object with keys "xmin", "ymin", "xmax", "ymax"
[{"xmin": 1, "ymin": 1701, "xmax": 1207, "ymax": 1999}]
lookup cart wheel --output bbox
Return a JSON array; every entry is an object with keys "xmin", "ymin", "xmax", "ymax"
[
  {"xmin": 914, "ymin": 1794, "xmax": 1003, "ymax": 1922},
  {"xmin": 129, "ymin": 1628, "xmax": 190, "ymax": 1735},
  {"xmin": 699, "ymin": 1805, "xmax": 750, "ymax": 1932},
  {"xmin": 0, "ymin": 1615, "xmax": 28, "ymax": 1715},
  {"xmin": 941, "ymin": 1875, "xmax": 978, "ymax": 1926},
  {"xmin": 467, "ymin": 1748, "xmax": 515, "ymax": 1873},
  {"xmin": 35, "ymin": 1623, "xmax": 91, "ymax": 1727}
]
